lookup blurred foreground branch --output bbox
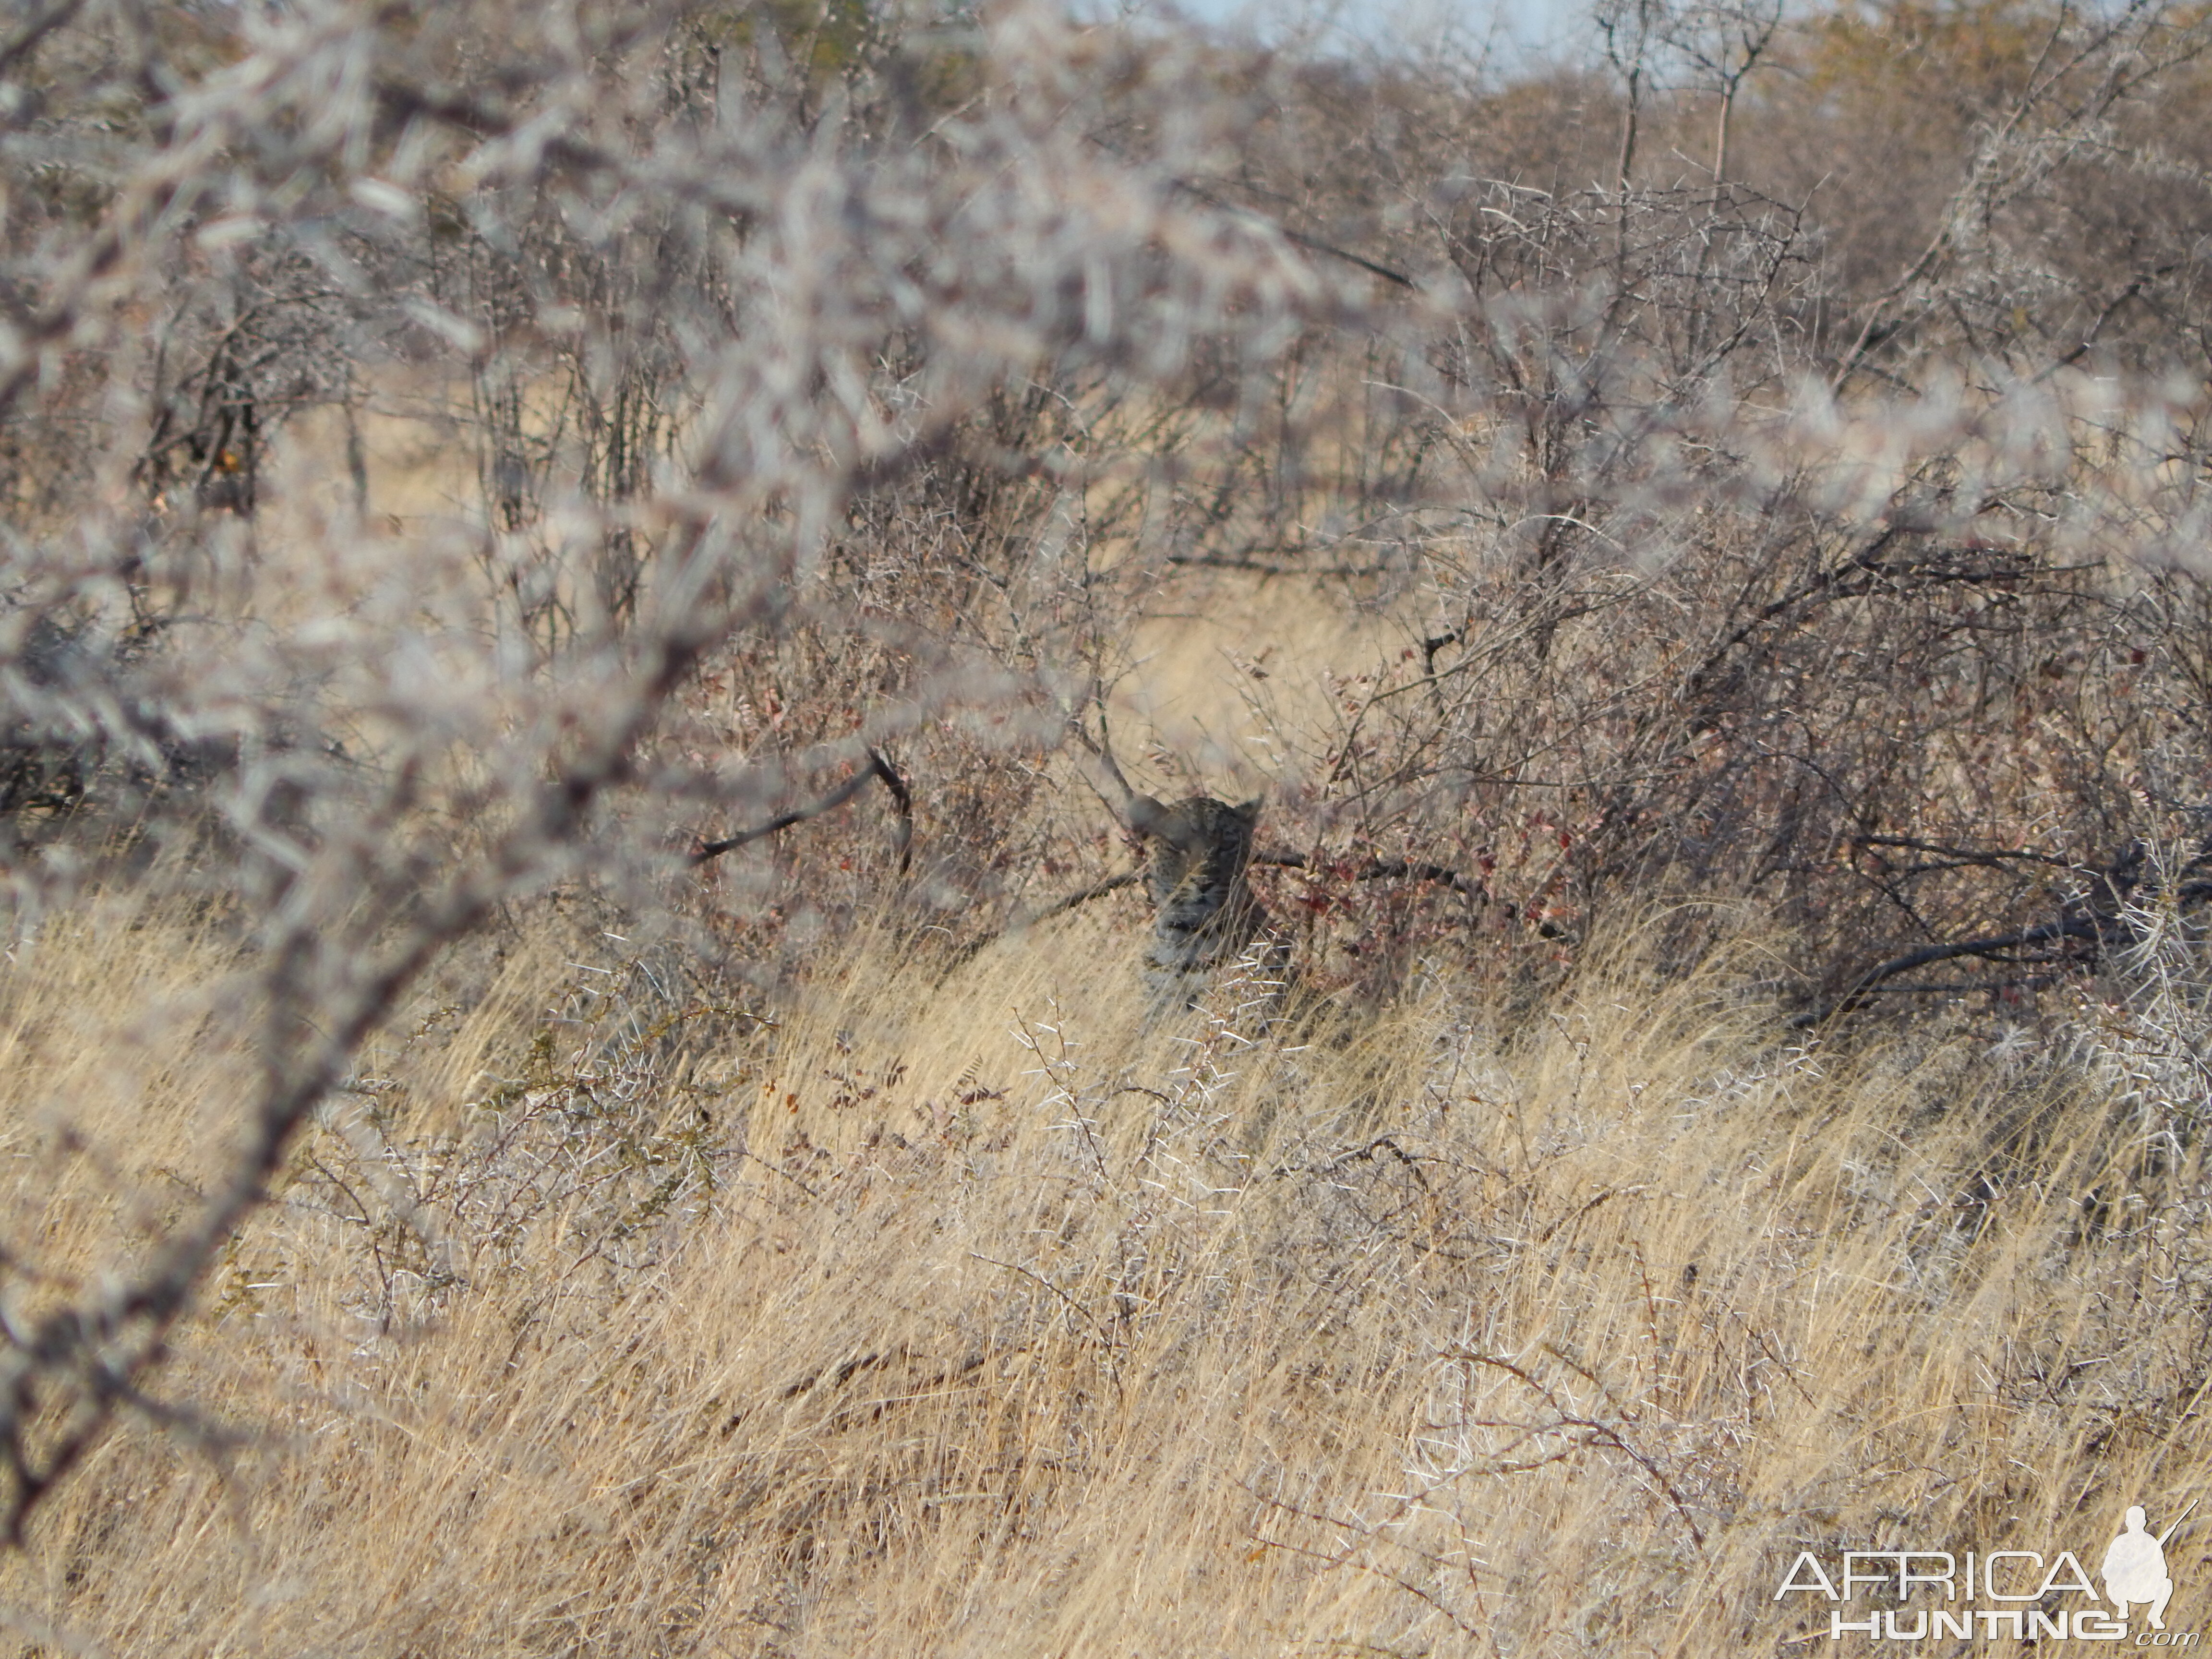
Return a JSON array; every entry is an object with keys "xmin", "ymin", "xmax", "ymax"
[{"xmin": 0, "ymin": 0, "xmax": 1322, "ymax": 1534}]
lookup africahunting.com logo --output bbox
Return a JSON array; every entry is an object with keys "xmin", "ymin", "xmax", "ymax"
[{"xmin": 1776, "ymin": 1500, "xmax": 2200, "ymax": 1643}]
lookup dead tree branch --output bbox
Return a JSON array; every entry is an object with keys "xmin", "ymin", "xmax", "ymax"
[{"xmin": 692, "ymin": 748, "xmax": 913, "ymax": 874}]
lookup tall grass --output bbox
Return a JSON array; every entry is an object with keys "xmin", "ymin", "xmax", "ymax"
[{"xmin": 0, "ymin": 896, "xmax": 2201, "ymax": 1654}]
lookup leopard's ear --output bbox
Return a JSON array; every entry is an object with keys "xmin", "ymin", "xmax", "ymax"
[
  {"xmin": 1125, "ymin": 793, "xmax": 1170, "ymax": 839},
  {"xmin": 1234, "ymin": 796, "xmax": 1264, "ymax": 826}
]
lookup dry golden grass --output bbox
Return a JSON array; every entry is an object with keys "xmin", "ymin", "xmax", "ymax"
[{"xmin": 0, "ymin": 893, "xmax": 2202, "ymax": 1656}]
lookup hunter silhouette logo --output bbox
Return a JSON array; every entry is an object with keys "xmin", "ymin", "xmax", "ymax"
[
  {"xmin": 1776, "ymin": 1497, "xmax": 2200, "ymax": 1642},
  {"xmin": 2106, "ymin": 1501, "xmax": 2195, "ymax": 1634}
]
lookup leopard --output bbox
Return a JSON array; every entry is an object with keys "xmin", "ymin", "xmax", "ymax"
[{"xmin": 1123, "ymin": 791, "xmax": 1291, "ymax": 1018}]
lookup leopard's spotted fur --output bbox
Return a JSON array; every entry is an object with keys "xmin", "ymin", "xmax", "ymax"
[{"xmin": 1126, "ymin": 793, "xmax": 1289, "ymax": 1014}]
